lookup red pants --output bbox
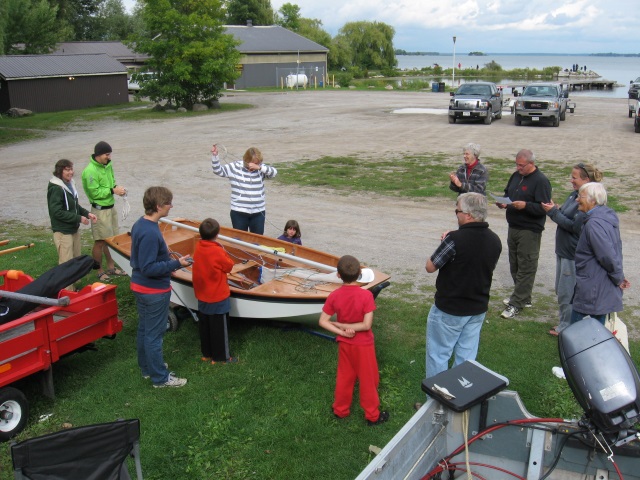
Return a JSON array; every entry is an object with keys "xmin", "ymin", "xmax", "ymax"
[{"xmin": 333, "ymin": 342, "xmax": 380, "ymax": 422}]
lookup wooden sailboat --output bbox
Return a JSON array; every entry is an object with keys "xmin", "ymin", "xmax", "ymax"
[{"xmin": 105, "ymin": 218, "xmax": 391, "ymax": 325}]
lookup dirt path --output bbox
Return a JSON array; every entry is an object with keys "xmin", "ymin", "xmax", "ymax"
[{"xmin": 2, "ymin": 90, "xmax": 639, "ymax": 333}]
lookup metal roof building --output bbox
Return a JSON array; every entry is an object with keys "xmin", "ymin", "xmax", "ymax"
[
  {"xmin": 224, "ymin": 25, "xmax": 329, "ymax": 89},
  {"xmin": 51, "ymin": 42, "xmax": 150, "ymax": 70},
  {"xmin": 0, "ymin": 53, "xmax": 128, "ymax": 113}
]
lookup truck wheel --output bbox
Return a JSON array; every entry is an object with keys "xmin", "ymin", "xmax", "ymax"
[
  {"xmin": 514, "ymin": 116, "xmax": 521, "ymax": 126},
  {"xmin": 560, "ymin": 109, "xmax": 566, "ymax": 121},
  {"xmin": 0, "ymin": 387, "xmax": 29, "ymax": 441},
  {"xmin": 496, "ymin": 109, "xmax": 502, "ymax": 120},
  {"xmin": 569, "ymin": 107, "xmax": 575, "ymax": 113},
  {"xmin": 553, "ymin": 116, "xmax": 560, "ymax": 127},
  {"xmin": 483, "ymin": 110, "xmax": 492, "ymax": 125},
  {"xmin": 635, "ymin": 119, "xmax": 640, "ymax": 133},
  {"xmin": 629, "ymin": 110, "xmax": 634, "ymax": 118},
  {"xmin": 448, "ymin": 116, "xmax": 455, "ymax": 124}
]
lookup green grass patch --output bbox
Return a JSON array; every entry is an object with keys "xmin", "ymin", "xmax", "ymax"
[
  {"xmin": 0, "ymin": 221, "xmax": 638, "ymax": 479},
  {"xmin": 0, "ymin": 102, "xmax": 252, "ymax": 147},
  {"xmin": 275, "ymin": 155, "xmax": 629, "ymax": 212}
]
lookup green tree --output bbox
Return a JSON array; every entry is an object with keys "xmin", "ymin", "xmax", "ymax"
[
  {"xmin": 297, "ymin": 17, "xmax": 330, "ymax": 46},
  {"xmin": 94, "ymin": 0, "xmax": 134, "ymax": 40},
  {"xmin": 130, "ymin": 0, "xmax": 241, "ymax": 108},
  {"xmin": 334, "ymin": 21, "xmax": 396, "ymax": 71},
  {"xmin": 53, "ymin": 0, "xmax": 106, "ymax": 40},
  {"xmin": 225, "ymin": 0, "xmax": 274, "ymax": 26},
  {"xmin": 275, "ymin": 2, "xmax": 300, "ymax": 31},
  {"xmin": 328, "ymin": 33, "xmax": 352, "ymax": 70},
  {"xmin": 3, "ymin": 0, "xmax": 68, "ymax": 54}
]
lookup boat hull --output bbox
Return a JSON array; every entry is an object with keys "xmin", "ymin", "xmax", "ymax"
[{"xmin": 106, "ymin": 219, "xmax": 391, "ymax": 325}]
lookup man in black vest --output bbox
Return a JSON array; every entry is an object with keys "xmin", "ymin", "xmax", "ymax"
[{"xmin": 425, "ymin": 193, "xmax": 502, "ymax": 379}]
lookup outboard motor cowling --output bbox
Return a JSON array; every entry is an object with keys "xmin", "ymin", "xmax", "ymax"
[{"xmin": 559, "ymin": 317, "xmax": 640, "ymax": 445}]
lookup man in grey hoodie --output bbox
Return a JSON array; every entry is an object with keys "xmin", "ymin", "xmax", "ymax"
[{"xmin": 572, "ymin": 182, "xmax": 630, "ymax": 324}]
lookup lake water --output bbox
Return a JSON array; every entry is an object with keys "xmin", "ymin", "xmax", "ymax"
[{"xmin": 396, "ymin": 54, "xmax": 640, "ymax": 98}]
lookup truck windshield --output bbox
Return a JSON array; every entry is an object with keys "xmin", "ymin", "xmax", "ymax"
[{"xmin": 457, "ymin": 85, "xmax": 490, "ymax": 95}]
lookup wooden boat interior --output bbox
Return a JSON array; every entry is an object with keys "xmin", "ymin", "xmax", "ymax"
[{"xmin": 106, "ymin": 219, "xmax": 390, "ymax": 300}]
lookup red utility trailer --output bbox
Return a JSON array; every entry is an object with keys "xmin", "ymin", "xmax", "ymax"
[{"xmin": 0, "ymin": 269, "xmax": 123, "ymax": 441}]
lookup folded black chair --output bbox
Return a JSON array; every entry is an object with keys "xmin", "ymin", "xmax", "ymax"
[{"xmin": 11, "ymin": 419, "xmax": 142, "ymax": 480}]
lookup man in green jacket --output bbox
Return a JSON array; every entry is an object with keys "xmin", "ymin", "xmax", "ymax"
[{"xmin": 81, "ymin": 141, "xmax": 127, "ymax": 281}]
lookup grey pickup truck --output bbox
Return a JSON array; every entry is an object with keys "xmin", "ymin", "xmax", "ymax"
[
  {"xmin": 448, "ymin": 82, "xmax": 503, "ymax": 125},
  {"xmin": 514, "ymin": 82, "xmax": 575, "ymax": 127}
]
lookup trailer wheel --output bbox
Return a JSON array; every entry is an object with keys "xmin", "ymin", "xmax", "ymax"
[
  {"xmin": 166, "ymin": 308, "xmax": 179, "ymax": 332},
  {"xmin": 0, "ymin": 387, "xmax": 29, "ymax": 441}
]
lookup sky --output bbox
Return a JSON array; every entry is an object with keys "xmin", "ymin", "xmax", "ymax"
[{"xmin": 122, "ymin": 0, "xmax": 637, "ymax": 54}]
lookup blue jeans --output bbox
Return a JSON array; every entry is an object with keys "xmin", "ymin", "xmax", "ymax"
[
  {"xmin": 426, "ymin": 305, "xmax": 486, "ymax": 379},
  {"xmin": 570, "ymin": 309, "xmax": 606, "ymax": 325},
  {"xmin": 134, "ymin": 291, "xmax": 171, "ymax": 385},
  {"xmin": 230, "ymin": 210, "xmax": 265, "ymax": 234}
]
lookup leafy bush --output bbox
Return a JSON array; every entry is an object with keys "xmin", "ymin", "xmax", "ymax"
[
  {"xmin": 484, "ymin": 60, "xmax": 503, "ymax": 71},
  {"xmin": 334, "ymin": 71, "xmax": 354, "ymax": 87}
]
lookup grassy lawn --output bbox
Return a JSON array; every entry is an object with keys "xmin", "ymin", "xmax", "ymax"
[
  {"xmin": 0, "ymin": 104, "xmax": 638, "ymax": 478},
  {"xmin": 0, "ymin": 220, "xmax": 638, "ymax": 479},
  {"xmin": 0, "ymin": 101, "xmax": 252, "ymax": 147},
  {"xmin": 274, "ymin": 154, "xmax": 628, "ymax": 212}
]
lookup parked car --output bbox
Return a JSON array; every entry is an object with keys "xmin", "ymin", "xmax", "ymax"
[
  {"xmin": 513, "ymin": 82, "xmax": 572, "ymax": 127},
  {"xmin": 448, "ymin": 82, "xmax": 503, "ymax": 125},
  {"xmin": 127, "ymin": 72, "xmax": 155, "ymax": 93},
  {"xmin": 628, "ymin": 77, "xmax": 640, "ymax": 99}
]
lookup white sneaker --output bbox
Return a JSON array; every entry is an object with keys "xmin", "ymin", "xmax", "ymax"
[
  {"xmin": 153, "ymin": 374, "xmax": 187, "ymax": 388},
  {"xmin": 552, "ymin": 366, "xmax": 566, "ymax": 380},
  {"xmin": 503, "ymin": 299, "xmax": 532, "ymax": 308},
  {"xmin": 501, "ymin": 305, "xmax": 520, "ymax": 319}
]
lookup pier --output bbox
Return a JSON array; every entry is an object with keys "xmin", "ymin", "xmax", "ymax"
[{"xmin": 500, "ymin": 77, "xmax": 618, "ymax": 94}]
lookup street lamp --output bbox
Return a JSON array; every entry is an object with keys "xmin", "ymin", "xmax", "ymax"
[{"xmin": 452, "ymin": 36, "xmax": 457, "ymax": 86}]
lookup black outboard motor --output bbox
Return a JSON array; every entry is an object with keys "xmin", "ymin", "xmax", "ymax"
[{"xmin": 559, "ymin": 317, "xmax": 640, "ymax": 446}]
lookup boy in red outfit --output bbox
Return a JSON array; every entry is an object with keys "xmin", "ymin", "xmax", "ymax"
[
  {"xmin": 318, "ymin": 255, "xmax": 389, "ymax": 426},
  {"xmin": 192, "ymin": 218, "xmax": 235, "ymax": 363}
]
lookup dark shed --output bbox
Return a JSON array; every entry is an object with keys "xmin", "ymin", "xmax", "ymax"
[{"xmin": 0, "ymin": 54, "xmax": 128, "ymax": 113}]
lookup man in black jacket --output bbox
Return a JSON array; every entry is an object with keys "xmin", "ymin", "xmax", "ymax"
[
  {"xmin": 496, "ymin": 149, "xmax": 552, "ymax": 319},
  {"xmin": 425, "ymin": 193, "xmax": 502, "ymax": 378}
]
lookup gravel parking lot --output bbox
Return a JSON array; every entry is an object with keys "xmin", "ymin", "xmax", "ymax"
[{"xmin": 2, "ymin": 89, "xmax": 638, "ymax": 335}]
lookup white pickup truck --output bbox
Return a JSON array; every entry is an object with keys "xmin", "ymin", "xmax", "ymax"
[{"xmin": 514, "ymin": 82, "xmax": 575, "ymax": 127}]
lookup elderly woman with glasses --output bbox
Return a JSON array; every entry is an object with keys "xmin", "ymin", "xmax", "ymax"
[
  {"xmin": 448, "ymin": 143, "xmax": 488, "ymax": 196},
  {"xmin": 570, "ymin": 182, "xmax": 630, "ymax": 325},
  {"xmin": 541, "ymin": 163, "xmax": 603, "ymax": 336}
]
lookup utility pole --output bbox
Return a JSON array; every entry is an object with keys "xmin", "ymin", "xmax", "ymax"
[{"xmin": 452, "ymin": 36, "xmax": 457, "ymax": 86}]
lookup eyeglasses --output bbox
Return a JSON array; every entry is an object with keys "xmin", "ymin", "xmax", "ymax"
[
  {"xmin": 454, "ymin": 209, "xmax": 466, "ymax": 215},
  {"xmin": 162, "ymin": 202, "xmax": 173, "ymax": 207}
]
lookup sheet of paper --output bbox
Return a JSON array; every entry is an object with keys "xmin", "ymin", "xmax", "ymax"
[{"xmin": 490, "ymin": 193, "xmax": 512, "ymax": 205}]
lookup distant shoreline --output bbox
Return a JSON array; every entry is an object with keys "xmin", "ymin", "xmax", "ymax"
[{"xmin": 397, "ymin": 52, "xmax": 640, "ymax": 57}]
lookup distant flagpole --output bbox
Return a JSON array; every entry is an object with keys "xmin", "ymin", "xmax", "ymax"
[{"xmin": 452, "ymin": 36, "xmax": 457, "ymax": 87}]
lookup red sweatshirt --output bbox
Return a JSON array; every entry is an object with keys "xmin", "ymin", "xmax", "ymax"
[{"xmin": 192, "ymin": 239, "xmax": 235, "ymax": 303}]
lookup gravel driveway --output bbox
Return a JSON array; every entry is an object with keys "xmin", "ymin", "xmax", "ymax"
[{"xmin": 2, "ymin": 89, "xmax": 638, "ymax": 335}]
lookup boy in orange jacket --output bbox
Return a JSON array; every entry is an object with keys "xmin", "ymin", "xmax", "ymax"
[
  {"xmin": 319, "ymin": 255, "xmax": 389, "ymax": 426},
  {"xmin": 192, "ymin": 218, "xmax": 235, "ymax": 363}
]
